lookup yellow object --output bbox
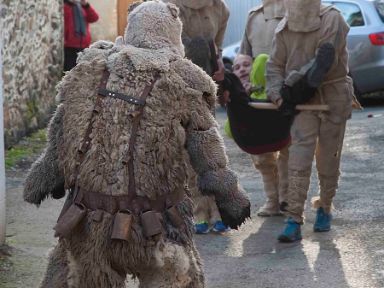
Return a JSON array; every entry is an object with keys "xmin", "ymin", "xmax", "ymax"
[
  {"xmin": 224, "ymin": 119, "xmax": 233, "ymax": 139},
  {"xmin": 250, "ymin": 54, "xmax": 269, "ymax": 100}
]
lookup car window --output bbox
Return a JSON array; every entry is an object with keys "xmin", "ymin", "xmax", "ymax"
[
  {"xmin": 375, "ymin": 0, "xmax": 384, "ymax": 22},
  {"xmin": 332, "ymin": 2, "xmax": 365, "ymax": 26}
]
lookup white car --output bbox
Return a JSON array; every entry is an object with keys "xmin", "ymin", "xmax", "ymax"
[{"xmin": 222, "ymin": 0, "xmax": 384, "ymax": 96}]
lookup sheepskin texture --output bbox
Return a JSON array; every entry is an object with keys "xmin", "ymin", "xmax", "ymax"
[
  {"xmin": 27, "ymin": 2, "xmax": 250, "ymax": 286},
  {"xmin": 183, "ymin": 36, "xmax": 214, "ymax": 77},
  {"xmin": 23, "ymin": 104, "xmax": 65, "ymax": 205},
  {"xmin": 51, "ymin": 198, "xmax": 198, "ymax": 288},
  {"xmin": 137, "ymin": 240, "xmax": 204, "ymax": 288},
  {"xmin": 124, "ymin": 1, "xmax": 185, "ymax": 57},
  {"xmin": 40, "ymin": 243, "xmax": 70, "ymax": 288},
  {"xmin": 198, "ymin": 169, "xmax": 251, "ymax": 229},
  {"xmin": 187, "ymin": 127, "xmax": 228, "ymax": 174}
]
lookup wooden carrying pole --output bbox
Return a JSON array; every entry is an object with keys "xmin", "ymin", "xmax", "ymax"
[{"xmin": 249, "ymin": 102, "xmax": 330, "ymax": 111}]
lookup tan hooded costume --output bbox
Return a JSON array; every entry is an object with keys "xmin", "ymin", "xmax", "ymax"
[
  {"xmin": 23, "ymin": 1, "xmax": 250, "ymax": 287},
  {"xmin": 164, "ymin": 0, "xmax": 230, "ymax": 48},
  {"xmin": 239, "ymin": 0, "xmax": 289, "ymax": 216},
  {"xmin": 240, "ymin": 0, "xmax": 285, "ymax": 57},
  {"xmin": 266, "ymin": 0, "xmax": 353, "ymax": 223}
]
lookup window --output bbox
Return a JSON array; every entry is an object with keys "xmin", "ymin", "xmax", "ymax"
[
  {"xmin": 375, "ymin": 0, "xmax": 384, "ymax": 23},
  {"xmin": 332, "ymin": 2, "xmax": 365, "ymax": 26}
]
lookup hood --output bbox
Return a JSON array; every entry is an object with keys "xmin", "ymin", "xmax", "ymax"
[
  {"xmin": 124, "ymin": 1, "xmax": 184, "ymax": 57},
  {"xmin": 262, "ymin": 0, "xmax": 285, "ymax": 20},
  {"xmin": 180, "ymin": 0, "xmax": 214, "ymax": 10},
  {"xmin": 284, "ymin": 0, "xmax": 321, "ymax": 32},
  {"xmin": 250, "ymin": 54, "xmax": 268, "ymax": 100}
]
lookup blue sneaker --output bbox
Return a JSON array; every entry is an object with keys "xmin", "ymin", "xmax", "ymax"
[
  {"xmin": 195, "ymin": 222, "xmax": 210, "ymax": 234},
  {"xmin": 212, "ymin": 221, "xmax": 230, "ymax": 233},
  {"xmin": 278, "ymin": 217, "xmax": 302, "ymax": 243},
  {"xmin": 314, "ymin": 207, "xmax": 332, "ymax": 232}
]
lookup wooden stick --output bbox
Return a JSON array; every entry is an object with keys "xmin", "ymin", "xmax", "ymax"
[{"xmin": 248, "ymin": 102, "xmax": 330, "ymax": 111}]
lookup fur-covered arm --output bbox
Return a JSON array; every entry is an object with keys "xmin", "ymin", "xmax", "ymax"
[
  {"xmin": 24, "ymin": 104, "xmax": 65, "ymax": 205},
  {"xmin": 185, "ymin": 103, "xmax": 250, "ymax": 229}
]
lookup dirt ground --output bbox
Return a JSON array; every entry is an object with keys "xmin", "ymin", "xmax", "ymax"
[{"xmin": 1, "ymin": 101, "xmax": 384, "ymax": 288}]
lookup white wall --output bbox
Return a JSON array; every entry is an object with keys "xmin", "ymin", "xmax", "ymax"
[
  {"xmin": 223, "ymin": 0, "xmax": 261, "ymax": 47},
  {"xmin": 0, "ymin": 37, "xmax": 5, "ymax": 246}
]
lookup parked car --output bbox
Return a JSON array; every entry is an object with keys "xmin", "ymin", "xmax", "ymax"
[{"xmin": 222, "ymin": 0, "xmax": 384, "ymax": 96}]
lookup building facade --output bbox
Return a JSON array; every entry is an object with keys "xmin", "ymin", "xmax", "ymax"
[
  {"xmin": 223, "ymin": 0, "xmax": 261, "ymax": 47},
  {"xmin": 0, "ymin": 0, "xmax": 63, "ymax": 147}
]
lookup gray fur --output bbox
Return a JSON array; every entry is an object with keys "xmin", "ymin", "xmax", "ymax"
[
  {"xmin": 40, "ymin": 242, "xmax": 69, "ymax": 288},
  {"xmin": 27, "ymin": 1, "xmax": 249, "ymax": 286},
  {"xmin": 183, "ymin": 36, "xmax": 214, "ymax": 76},
  {"xmin": 23, "ymin": 104, "xmax": 65, "ymax": 205},
  {"xmin": 198, "ymin": 169, "xmax": 250, "ymax": 229},
  {"xmin": 186, "ymin": 127, "xmax": 228, "ymax": 174}
]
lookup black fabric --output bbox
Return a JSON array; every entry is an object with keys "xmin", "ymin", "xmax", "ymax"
[
  {"xmin": 279, "ymin": 43, "xmax": 336, "ymax": 116},
  {"xmin": 51, "ymin": 180, "xmax": 66, "ymax": 199},
  {"xmin": 224, "ymin": 72, "xmax": 292, "ymax": 154},
  {"xmin": 64, "ymin": 47, "xmax": 83, "ymax": 71},
  {"xmin": 281, "ymin": 79, "xmax": 317, "ymax": 105},
  {"xmin": 279, "ymin": 79, "xmax": 317, "ymax": 117}
]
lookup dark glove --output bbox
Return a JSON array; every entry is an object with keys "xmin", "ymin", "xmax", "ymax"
[
  {"xmin": 24, "ymin": 178, "xmax": 66, "ymax": 205},
  {"xmin": 51, "ymin": 181, "xmax": 66, "ymax": 199},
  {"xmin": 279, "ymin": 100, "xmax": 298, "ymax": 118},
  {"xmin": 215, "ymin": 188, "xmax": 251, "ymax": 229}
]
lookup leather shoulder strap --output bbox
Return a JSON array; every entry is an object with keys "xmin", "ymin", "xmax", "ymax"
[
  {"xmin": 73, "ymin": 69, "xmax": 110, "ymax": 198},
  {"xmin": 127, "ymin": 73, "xmax": 161, "ymax": 199}
]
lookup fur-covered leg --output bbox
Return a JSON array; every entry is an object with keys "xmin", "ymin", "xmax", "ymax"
[
  {"xmin": 138, "ymin": 241, "xmax": 204, "ymax": 288},
  {"xmin": 187, "ymin": 243, "xmax": 204, "ymax": 288},
  {"xmin": 66, "ymin": 250, "xmax": 126, "ymax": 288},
  {"xmin": 40, "ymin": 242, "xmax": 69, "ymax": 288}
]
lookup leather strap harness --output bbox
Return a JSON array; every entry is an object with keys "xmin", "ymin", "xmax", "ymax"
[
  {"xmin": 70, "ymin": 69, "xmax": 179, "ymax": 216},
  {"xmin": 55, "ymin": 68, "xmax": 185, "ymax": 240}
]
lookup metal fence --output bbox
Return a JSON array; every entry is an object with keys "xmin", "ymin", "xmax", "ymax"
[{"xmin": 223, "ymin": 0, "xmax": 261, "ymax": 47}]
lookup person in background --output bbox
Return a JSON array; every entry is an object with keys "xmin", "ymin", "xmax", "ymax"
[
  {"xmin": 238, "ymin": 0, "xmax": 289, "ymax": 217},
  {"xmin": 266, "ymin": 0, "xmax": 353, "ymax": 242},
  {"xmin": 63, "ymin": 0, "xmax": 99, "ymax": 71}
]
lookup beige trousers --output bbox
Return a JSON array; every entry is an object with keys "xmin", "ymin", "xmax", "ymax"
[
  {"xmin": 190, "ymin": 174, "xmax": 221, "ymax": 225},
  {"xmin": 286, "ymin": 111, "xmax": 347, "ymax": 223},
  {"xmin": 250, "ymin": 146, "xmax": 289, "ymax": 206}
]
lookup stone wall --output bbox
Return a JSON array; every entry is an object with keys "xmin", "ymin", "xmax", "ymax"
[{"xmin": 0, "ymin": 0, "xmax": 63, "ymax": 148}]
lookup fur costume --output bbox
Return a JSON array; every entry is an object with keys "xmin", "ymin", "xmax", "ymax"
[{"xmin": 23, "ymin": 1, "xmax": 250, "ymax": 287}]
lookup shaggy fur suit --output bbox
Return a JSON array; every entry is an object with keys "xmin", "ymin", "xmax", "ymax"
[
  {"xmin": 23, "ymin": 2, "xmax": 250, "ymax": 287},
  {"xmin": 164, "ymin": 0, "xmax": 231, "ymax": 228}
]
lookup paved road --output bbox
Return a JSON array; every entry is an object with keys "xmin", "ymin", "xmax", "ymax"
[{"xmin": 1, "ymin": 102, "xmax": 384, "ymax": 288}]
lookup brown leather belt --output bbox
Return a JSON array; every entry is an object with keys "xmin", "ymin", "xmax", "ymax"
[{"xmin": 75, "ymin": 189, "xmax": 184, "ymax": 216}]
